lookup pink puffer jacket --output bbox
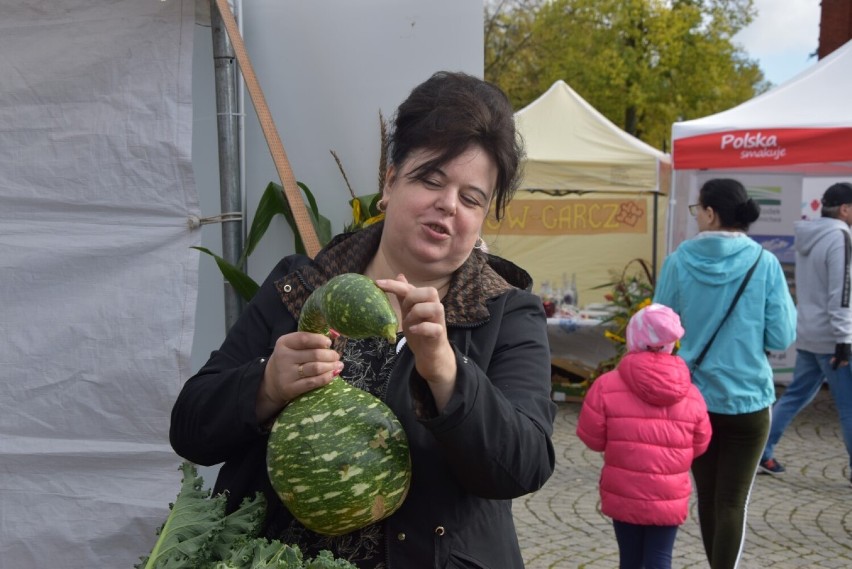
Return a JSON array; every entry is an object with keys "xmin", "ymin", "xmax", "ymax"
[{"xmin": 576, "ymin": 351, "xmax": 711, "ymax": 526}]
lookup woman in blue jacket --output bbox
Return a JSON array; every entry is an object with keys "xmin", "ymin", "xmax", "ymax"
[{"xmin": 654, "ymin": 178, "xmax": 796, "ymax": 569}]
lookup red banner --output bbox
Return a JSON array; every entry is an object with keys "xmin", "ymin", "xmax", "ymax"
[{"xmin": 673, "ymin": 127, "xmax": 852, "ymax": 170}]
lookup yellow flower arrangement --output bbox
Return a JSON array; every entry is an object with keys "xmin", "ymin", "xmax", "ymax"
[
  {"xmin": 602, "ymin": 297, "xmax": 652, "ymax": 342},
  {"xmin": 336, "ymin": 112, "xmax": 388, "ymax": 233},
  {"xmin": 347, "ymin": 194, "xmax": 385, "ymax": 231},
  {"xmin": 589, "ymin": 259, "xmax": 656, "ymax": 385}
]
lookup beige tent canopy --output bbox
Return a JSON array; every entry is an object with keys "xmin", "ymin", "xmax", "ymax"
[{"xmin": 484, "ymin": 80, "xmax": 672, "ymax": 305}]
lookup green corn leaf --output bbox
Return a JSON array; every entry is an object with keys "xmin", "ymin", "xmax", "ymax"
[
  {"xmin": 195, "ymin": 180, "xmax": 331, "ymax": 303},
  {"xmin": 343, "ymin": 193, "xmax": 382, "ymax": 233},
  {"xmin": 298, "ymin": 181, "xmax": 321, "ymax": 222},
  {"xmin": 192, "ymin": 247, "xmax": 260, "ymax": 302},
  {"xmin": 264, "ymin": 184, "xmax": 309, "ymax": 255},
  {"xmin": 245, "ymin": 182, "xmax": 331, "ymax": 258},
  {"xmin": 297, "ymin": 182, "xmax": 332, "ymax": 246},
  {"xmin": 361, "ymin": 193, "xmax": 382, "ymax": 217},
  {"xmin": 239, "ymin": 182, "xmax": 289, "ymax": 264}
]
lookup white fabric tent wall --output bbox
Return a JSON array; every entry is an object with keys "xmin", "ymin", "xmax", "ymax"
[
  {"xmin": 484, "ymin": 80, "xmax": 671, "ymax": 303},
  {"xmin": 0, "ymin": 0, "xmax": 485, "ymax": 566},
  {"xmin": 0, "ymin": 1, "xmax": 198, "ymax": 566}
]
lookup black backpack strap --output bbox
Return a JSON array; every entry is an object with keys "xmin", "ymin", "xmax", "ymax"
[
  {"xmin": 692, "ymin": 249, "xmax": 764, "ymax": 371},
  {"xmin": 841, "ymin": 229, "xmax": 851, "ymax": 308}
]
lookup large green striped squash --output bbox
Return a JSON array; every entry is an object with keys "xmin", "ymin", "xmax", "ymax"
[{"xmin": 267, "ymin": 273, "xmax": 412, "ymax": 536}]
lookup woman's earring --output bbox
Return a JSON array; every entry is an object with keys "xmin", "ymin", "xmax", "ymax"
[
  {"xmin": 377, "ymin": 199, "xmax": 387, "ymax": 212},
  {"xmin": 474, "ymin": 236, "xmax": 487, "ymax": 252}
]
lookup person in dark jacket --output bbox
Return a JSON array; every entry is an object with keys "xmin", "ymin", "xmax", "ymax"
[{"xmin": 170, "ymin": 71, "xmax": 557, "ymax": 569}]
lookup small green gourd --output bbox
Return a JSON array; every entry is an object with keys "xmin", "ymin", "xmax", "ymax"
[{"xmin": 266, "ymin": 273, "xmax": 412, "ymax": 536}]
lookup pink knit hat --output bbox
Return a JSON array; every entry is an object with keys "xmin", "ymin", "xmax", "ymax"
[{"xmin": 626, "ymin": 303, "xmax": 684, "ymax": 354}]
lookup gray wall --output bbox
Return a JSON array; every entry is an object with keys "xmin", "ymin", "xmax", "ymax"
[{"xmin": 191, "ymin": 1, "xmax": 484, "ymax": 367}]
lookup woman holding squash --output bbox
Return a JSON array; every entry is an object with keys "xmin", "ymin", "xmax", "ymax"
[{"xmin": 170, "ymin": 71, "xmax": 557, "ymax": 568}]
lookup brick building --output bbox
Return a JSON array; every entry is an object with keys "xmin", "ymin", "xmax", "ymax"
[{"xmin": 819, "ymin": 0, "xmax": 852, "ymax": 58}]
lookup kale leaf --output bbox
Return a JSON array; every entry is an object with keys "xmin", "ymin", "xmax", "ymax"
[{"xmin": 137, "ymin": 462, "xmax": 357, "ymax": 569}]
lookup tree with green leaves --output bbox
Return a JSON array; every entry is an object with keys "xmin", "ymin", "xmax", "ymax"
[{"xmin": 485, "ymin": 0, "xmax": 769, "ymax": 150}]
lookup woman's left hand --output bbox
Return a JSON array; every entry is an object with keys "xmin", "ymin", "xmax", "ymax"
[{"xmin": 376, "ymin": 274, "xmax": 457, "ymax": 411}]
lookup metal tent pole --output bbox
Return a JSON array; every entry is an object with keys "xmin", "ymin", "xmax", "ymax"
[
  {"xmin": 652, "ymin": 192, "xmax": 659, "ymax": 281},
  {"xmin": 210, "ymin": 0, "xmax": 244, "ymax": 330}
]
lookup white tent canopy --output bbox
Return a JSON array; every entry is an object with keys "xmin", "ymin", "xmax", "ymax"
[
  {"xmin": 669, "ymin": 38, "xmax": 852, "ymax": 250},
  {"xmin": 485, "ymin": 80, "xmax": 671, "ymax": 305},
  {"xmin": 672, "ymin": 39, "xmax": 852, "ymax": 173},
  {"xmin": 515, "ymin": 79, "xmax": 670, "ymax": 193}
]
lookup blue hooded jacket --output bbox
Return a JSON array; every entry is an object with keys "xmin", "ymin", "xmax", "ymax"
[{"xmin": 654, "ymin": 232, "xmax": 796, "ymax": 414}]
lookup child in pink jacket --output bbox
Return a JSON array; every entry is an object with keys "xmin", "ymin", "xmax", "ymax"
[{"xmin": 577, "ymin": 303, "xmax": 711, "ymax": 569}]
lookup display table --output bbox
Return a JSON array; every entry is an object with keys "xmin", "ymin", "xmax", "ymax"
[{"xmin": 546, "ymin": 316, "xmax": 616, "ymax": 382}]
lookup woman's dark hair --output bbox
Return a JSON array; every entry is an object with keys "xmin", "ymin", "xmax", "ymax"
[
  {"xmin": 699, "ymin": 178, "xmax": 760, "ymax": 231},
  {"xmin": 387, "ymin": 71, "xmax": 523, "ymax": 221}
]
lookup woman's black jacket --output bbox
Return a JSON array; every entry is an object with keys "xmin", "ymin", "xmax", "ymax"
[{"xmin": 170, "ymin": 224, "xmax": 557, "ymax": 568}]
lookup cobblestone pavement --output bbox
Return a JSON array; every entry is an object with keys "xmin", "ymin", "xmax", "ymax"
[{"xmin": 515, "ymin": 387, "xmax": 852, "ymax": 568}]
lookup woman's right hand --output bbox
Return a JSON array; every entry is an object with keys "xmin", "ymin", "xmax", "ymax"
[{"xmin": 256, "ymin": 331, "xmax": 343, "ymax": 424}]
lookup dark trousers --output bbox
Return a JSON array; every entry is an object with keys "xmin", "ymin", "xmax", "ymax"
[
  {"xmin": 612, "ymin": 520, "xmax": 678, "ymax": 569},
  {"xmin": 691, "ymin": 408, "xmax": 770, "ymax": 569}
]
